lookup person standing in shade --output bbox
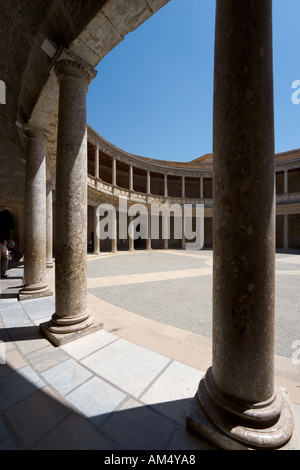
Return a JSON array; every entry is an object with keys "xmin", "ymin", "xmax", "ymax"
[{"xmin": 0, "ymin": 240, "xmax": 11, "ymax": 278}]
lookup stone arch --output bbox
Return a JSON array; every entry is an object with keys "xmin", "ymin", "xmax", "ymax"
[{"xmin": 0, "ymin": 208, "xmax": 19, "ymax": 247}]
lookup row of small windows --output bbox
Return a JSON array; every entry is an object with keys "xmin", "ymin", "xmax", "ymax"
[{"xmin": 87, "ymin": 143, "xmax": 300, "ymax": 199}]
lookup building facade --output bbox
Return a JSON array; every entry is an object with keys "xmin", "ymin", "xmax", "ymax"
[
  {"xmin": 2, "ymin": 125, "xmax": 299, "ymax": 255},
  {"xmin": 0, "ymin": 0, "xmax": 297, "ymax": 450}
]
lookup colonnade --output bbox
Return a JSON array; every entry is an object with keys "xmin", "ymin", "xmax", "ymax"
[
  {"xmin": 91, "ymin": 145, "xmax": 212, "ymax": 200},
  {"xmin": 89, "ymin": 205, "xmax": 194, "ymax": 253},
  {"xmin": 18, "ymin": 0, "xmax": 295, "ymax": 449}
]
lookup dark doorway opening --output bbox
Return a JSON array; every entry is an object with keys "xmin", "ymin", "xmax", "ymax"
[{"xmin": 0, "ymin": 210, "xmax": 14, "ymax": 242}]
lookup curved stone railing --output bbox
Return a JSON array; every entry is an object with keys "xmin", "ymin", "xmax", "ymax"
[{"xmin": 86, "ymin": 126, "xmax": 214, "ymax": 208}]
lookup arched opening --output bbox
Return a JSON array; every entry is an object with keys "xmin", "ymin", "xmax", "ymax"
[{"xmin": 0, "ymin": 210, "xmax": 15, "ymax": 242}]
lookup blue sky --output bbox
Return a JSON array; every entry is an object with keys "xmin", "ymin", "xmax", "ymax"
[{"xmin": 87, "ymin": 0, "xmax": 300, "ymax": 162}]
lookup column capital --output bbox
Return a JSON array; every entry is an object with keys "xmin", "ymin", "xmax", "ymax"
[
  {"xmin": 54, "ymin": 54, "xmax": 97, "ymax": 91},
  {"xmin": 24, "ymin": 124, "xmax": 49, "ymax": 141}
]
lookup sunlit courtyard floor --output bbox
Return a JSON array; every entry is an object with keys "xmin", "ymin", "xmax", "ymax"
[{"xmin": 0, "ymin": 249, "xmax": 299, "ymax": 450}]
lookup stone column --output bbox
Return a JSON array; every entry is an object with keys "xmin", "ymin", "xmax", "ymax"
[
  {"xmin": 164, "ymin": 174, "xmax": 168, "ymax": 198},
  {"xmin": 146, "ymin": 210, "xmax": 152, "ymax": 251},
  {"xmin": 94, "ymin": 146, "xmax": 99, "ymax": 179},
  {"xmin": 187, "ymin": 0, "xmax": 294, "ymax": 449},
  {"xmin": 284, "ymin": 170, "xmax": 288, "ymax": 195},
  {"xmin": 129, "ymin": 165, "xmax": 133, "ymax": 192},
  {"xmin": 40, "ymin": 53, "xmax": 102, "ymax": 346},
  {"xmin": 111, "ymin": 208, "xmax": 118, "ymax": 253},
  {"xmin": 181, "ymin": 207, "xmax": 186, "ymax": 250},
  {"xmin": 112, "ymin": 157, "xmax": 116, "ymax": 186},
  {"xmin": 147, "ymin": 171, "xmax": 151, "ymax": 195},
  {"xmin": 284, "ymin": 214, "xmax": 289, "ymax": 250},
  {"xmin": 46, "ymin": 186, "xmax": 54, "ymax": 268},
  {"xmin": 182, "ymin": 176, "xmax": 185, "ymax": 198},
  {"xmin": 19, "ymin": 125, "xmax": 52, "ymax": 301},
  {"xmin": 128, "ymin": 215, "xmax": 134, "ymax": 252},
  {"xmin": 163, "ymin": 212, "xmax": 168, "ymax": 250},
  {"xmin": 94, "ymin": 206, "xmax": 100, "ymax": 255},
  {"xmin": 200, "ymin": 178, "xmax": 204, "ymax": 199}
]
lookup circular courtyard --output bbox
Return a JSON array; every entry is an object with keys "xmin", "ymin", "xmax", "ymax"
[{"xmin": 85, "ymin": 249, "xmax": 300, "ymax": 359}]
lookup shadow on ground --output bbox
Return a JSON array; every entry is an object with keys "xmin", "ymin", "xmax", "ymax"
[{"xmin": 0, "ymin": 324, "xmax": 215, "ymax": 451}]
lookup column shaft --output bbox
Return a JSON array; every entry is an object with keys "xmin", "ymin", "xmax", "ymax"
[
  {"xmin": 19, "ymin": 126, "xmax": 52, "ymax": 300},
  {"xmin": 164, "ymin": 174, "xmax": 168, "ymax": 197},
  {"xmin": 187, "ymin": 0, "xmax": 294, "ymax": 449},
  {"xmin": 128, "ymin": 216, "xmax": 134, "ymax": 251},
  {"xmin": 40, "ymin": 54, "xmax": 102, "ymax": 345},
  {"xmin": 182, "ymin": 176, "xmax": 185, "ymax": 198},
  {"xmin": 94, "ymin": 147, "xmax": 99, "ymax": 179},
  {"xmin": 111, "ymin": 208, "xmax": 117, "ymax": 253},
  {"xmin": 200, "ymin": 178, "xmax": 204, "ymax": 199},
  {"xmin": 147, "ymin": 171, "xmax": 151, "ymax": 195},
  {"xmin": 46, "ymin": 187, "xmax": 54, "ymax": 268},
  {"xmin": 94, "ymin": 206, "xmax": 100, "ymax": 255},
  {"xmin": 146, "ymin": 211, "xmax": 152, "ymax": 250},
  {"xmin": 112, "ymin": 158, "xmax": 116, "ymax": 186},
  {"xmin": 129, "ymin": 165, "xmax": 133, "ymax": 191},
  {"xmin": 284, "ymin": 170, "xmax": 288, "ymax": 195},
  {"xmin": 284, "ymin": 214, "xmax": 289, "ymax": 250}
]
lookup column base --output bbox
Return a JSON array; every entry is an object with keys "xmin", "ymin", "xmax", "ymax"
[
  {"xmin": 19, "ymin": 284, "xmax": 53, "ymax": 301},
  {"xmin": 46, "ymin": 261, "xmax": 54, "ymax": 268},
  {"xmin": 40, "ymin": 314, "xmax": 103, "ymax": 347},
  {"xmin": 186, "ymin": 368, "xmax": 297, "ymax": 450},
  {"xmin": 186, "ymin": 394, "xmax": 298, "ymax": 450}
]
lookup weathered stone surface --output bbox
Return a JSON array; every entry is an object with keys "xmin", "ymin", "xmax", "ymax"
[
  {"xmin": 46, "ymin": 187, "xmax": 53, "ymax": 268},
  {"xmin": 18, "ymin": 125, "xmax": 52, "ymax": 301},
  {"xmin": 190, "ymin": 0, "xmax": 295, "ymax": 449}
]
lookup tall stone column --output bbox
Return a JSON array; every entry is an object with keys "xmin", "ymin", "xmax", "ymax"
[
  {"xmin": 147, "ymin": 171, "xmax": 151, "ymax": 195},
  {"xmin": 187, "ymin": 1, "xmax": 294, "ymax": 449},
  {"xmin": 182, "ymin": 176, "xmax": 185, "ymax": 198},
  {"xmin": 129, "ymin": 165, "xmax": 133, "ymax": 192},
  {"xmin": 93, "ymin": 206, "xmax": 100, "ymax": 255},
  {"xmin": 284, "ymin": 214, "xmax": 289, "ymax": 250},
  {"xmin": 284, "ymin": 170, "xmax": 288, "ymax": 195},
  {"xmin": 111, "ymin": 208, "xmax": 118, "ymax": 253},
  {"xmin": 19, "ymin": 125, "xmax": 52, "ymax": 301},
  {"xmin": 146, "ymin": 210, "xmax": 152, "ymax": 251},
  {"xmin": 181, "ymin": 207, "xmax": 186, "ymax": 250},
  {"xmin": 46, "ymin": 186, "xmax": 54, "ymax": 268},
  {"xmin": 112, "ymin": 158, "xmax": 116, "ymax": 186},
  {"xmin": 164, "ymin": 174, "xmax": 168, "ymax": 198},
  {"xmin": 200, "ymin": 178, "xmax": 204, "ymax": 199},
  {"xmin": 94, "ymin": 147, "xmax": 99, "ymax": 179},
  {"xmin": 40, "ymin": 53, "xmax": 102, "ymax": 346},
  {"xmin": 128, "ymin": 215, "xmax": 134, "ymax": 252}
]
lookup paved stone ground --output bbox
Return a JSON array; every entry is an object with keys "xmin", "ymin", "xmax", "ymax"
[
  {"xmin": 87, "ymin": 250, "xmax": 300, "ymax": 358},
  {"xmin": 0, "ymin": 250, "xmax": 299, "ymax": 450}
]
